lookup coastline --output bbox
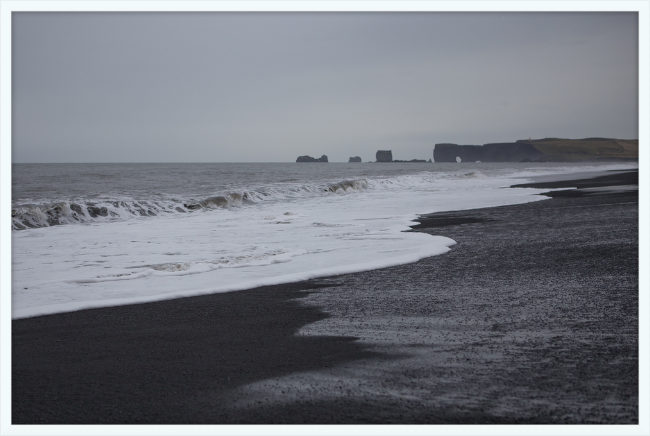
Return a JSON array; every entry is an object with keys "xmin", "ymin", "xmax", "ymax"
[
  {"xmin": 510, "ymin": 168, "xmax": 638, "ymax": 191},
  {"xmin": 12, "ymin": 170, "xmax": 638, "ymax": 424}
]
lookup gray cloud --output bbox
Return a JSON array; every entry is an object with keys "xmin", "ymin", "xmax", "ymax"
[{"xmin": 12, "ymin": 12, "xmax": 638, "ymax": 162}]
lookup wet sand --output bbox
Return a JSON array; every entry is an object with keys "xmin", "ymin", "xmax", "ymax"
[{"xmin": 12, "ymin": 170, "xmax": 638, "ymax": 424}]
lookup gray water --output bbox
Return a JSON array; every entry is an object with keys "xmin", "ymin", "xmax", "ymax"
[
  {"xmin": 11, "ymin": 161, "xmax": 627, "ymax": 230},
  {"xmin": 13, "ymin": 162, "xmax": 446, "ymax": 203},
  {"xmin": 13, "ymin": 161, "xmax": 615, "ymax": 204}
]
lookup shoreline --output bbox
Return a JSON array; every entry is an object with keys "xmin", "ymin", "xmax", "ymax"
[
  {"xmin": 510, "ymin": 168, "xmax": 638, "ymax": 190},
  {"xmin": 12, "ymin": 167, "xmax": 637, "ymax": 321},
  {"xmin": 12, "ymin": 169, "xmax": 639, "ymax": 424}
]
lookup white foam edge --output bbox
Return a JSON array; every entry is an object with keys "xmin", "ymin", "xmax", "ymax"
[
  {"xmin": 12, "ymin": 236, "xmax": 456, "ymax": 320},
  {"xmin": 63, "ymin": 250, "xmax": 308, "ymax": 284}
]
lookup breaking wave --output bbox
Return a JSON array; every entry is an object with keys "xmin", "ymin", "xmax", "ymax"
[
  {"xmin": 12, "ymin": 178, "xmax": 371, "ymax": 230},
  {"xmin": 327, "ymin": 179, "xmax": 369, "ymax": 193}
]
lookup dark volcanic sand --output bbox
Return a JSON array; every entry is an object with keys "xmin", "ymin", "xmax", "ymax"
[{"xmin": 12, "ymin": 171, "xmax": 638, "ymax": 424}]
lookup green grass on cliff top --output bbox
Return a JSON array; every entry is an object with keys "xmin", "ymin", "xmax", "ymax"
[{"xmin": 520, "ymin": 138, "xmax": 638, "ymax": 160}]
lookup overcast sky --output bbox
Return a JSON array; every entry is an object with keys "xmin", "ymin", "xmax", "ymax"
[{"xmin": 12, "ymin": 12, "xmax": 638, "ymax": 163}]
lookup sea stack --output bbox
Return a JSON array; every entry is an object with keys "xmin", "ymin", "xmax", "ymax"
[
  {"xmin": 348, "ymin": 156, "xmax": 362, "ymax": 163},
  {"xmin": 296, "ymin": 155, "xmax": 328, "ymax": 162},
  {"xmin": 376, "ymin": 150, "xmax": 393, "ymax": 162}
]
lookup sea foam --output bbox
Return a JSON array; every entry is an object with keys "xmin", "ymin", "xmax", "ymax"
[{"xmin": 11, "ymin": 163, "xmax": 636, "ymax": 319}]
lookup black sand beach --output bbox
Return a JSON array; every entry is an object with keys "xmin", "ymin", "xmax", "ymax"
[{"xmin": 12, "ymin": 170, "xmax": 639, "ymax": 424}]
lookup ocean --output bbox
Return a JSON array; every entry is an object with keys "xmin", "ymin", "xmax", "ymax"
[{"xmin": 11, "ymin": 161, "xmax": 637, "ymax": 319}]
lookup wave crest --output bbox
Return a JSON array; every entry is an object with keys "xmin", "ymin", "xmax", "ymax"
[
  {"xmin": 327, "ymin": 179, "xmax": 368, "ymax": 193},
  {"xmin": 12, "ymin": 178, "xmax": 372, "ymax": 230}
]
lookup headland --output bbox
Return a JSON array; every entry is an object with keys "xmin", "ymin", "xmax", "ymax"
[{"xmin": 434, "ymin": 138, "xmax": 638, "ymax": 163}]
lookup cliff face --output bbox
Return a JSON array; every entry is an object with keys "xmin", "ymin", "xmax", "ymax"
[
  {"xmin": 296, "ymin": 155, "xmax": 328, "ymax": 162},
  {"xmin": 348, "ymin": 156, "xmax": 362, "ymax": 162},
  {"xmin": 434, "ymin": 144, "xmax": 480, "ymax": 162},
  {"xmin": 484, "ymin": 142, "xmax": 547, "ymax": 162},
  {"xmin": 376, "ymin": 150, "xmax": 393, "ymax": 162},
  {"xmin": 434, "ymin": 138, "xmax": 638, "ymax": 163},
  {"xmin": 393, "ymin": 159, "xmax": 428, "ymax": 163},
  {"xmin": 434, "ymin": 143, "xmax": 545, "ymax": 163},
  {"xmin": 526, "ymin": 138, "xmax": 638, "ymax": 161}
]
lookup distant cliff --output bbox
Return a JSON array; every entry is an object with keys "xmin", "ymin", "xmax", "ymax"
[
  {"xmin": 296, "ymin": 155, "xmax": 328, "ymax": 162},
  {"xmin": 434, "ymin": 143, "xmax": 544, "ymax": 162},
  {"xmin": 376, "ymin": 150, "xmax": 393, "ymax": 162},
  {"xmin": 434, "ymin": 138, "xmax": 638, "ymax": 163},
  {"xmin": 348, "ymin": 156, "xmax": 362, "ymax": 162},
  {"xmin": 393, "ymin": 159, "xmax": 428, "ymax": 163}
]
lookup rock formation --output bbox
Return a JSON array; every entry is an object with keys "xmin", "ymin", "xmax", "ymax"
[
  {"xmin": 433, "ymin": 138, "xmax": 638, "ymax": 163},
  {"xmin": 376, "ymin": 150, "xmax": 393, "ymax": 162},
  {"xmin": 393, "ymin": 159, "xmax": 427, "ymax": 163},
  {"xmin": 348, "ymin": 156, "xmax": 362, "ymax": 163},
  {"xmin": 434, "ymin": 143, "xmax": 544, "ymax": 163},
  {"xmin": 296, "ymin": 155, "xmax": 328, "ymax": 162}
]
